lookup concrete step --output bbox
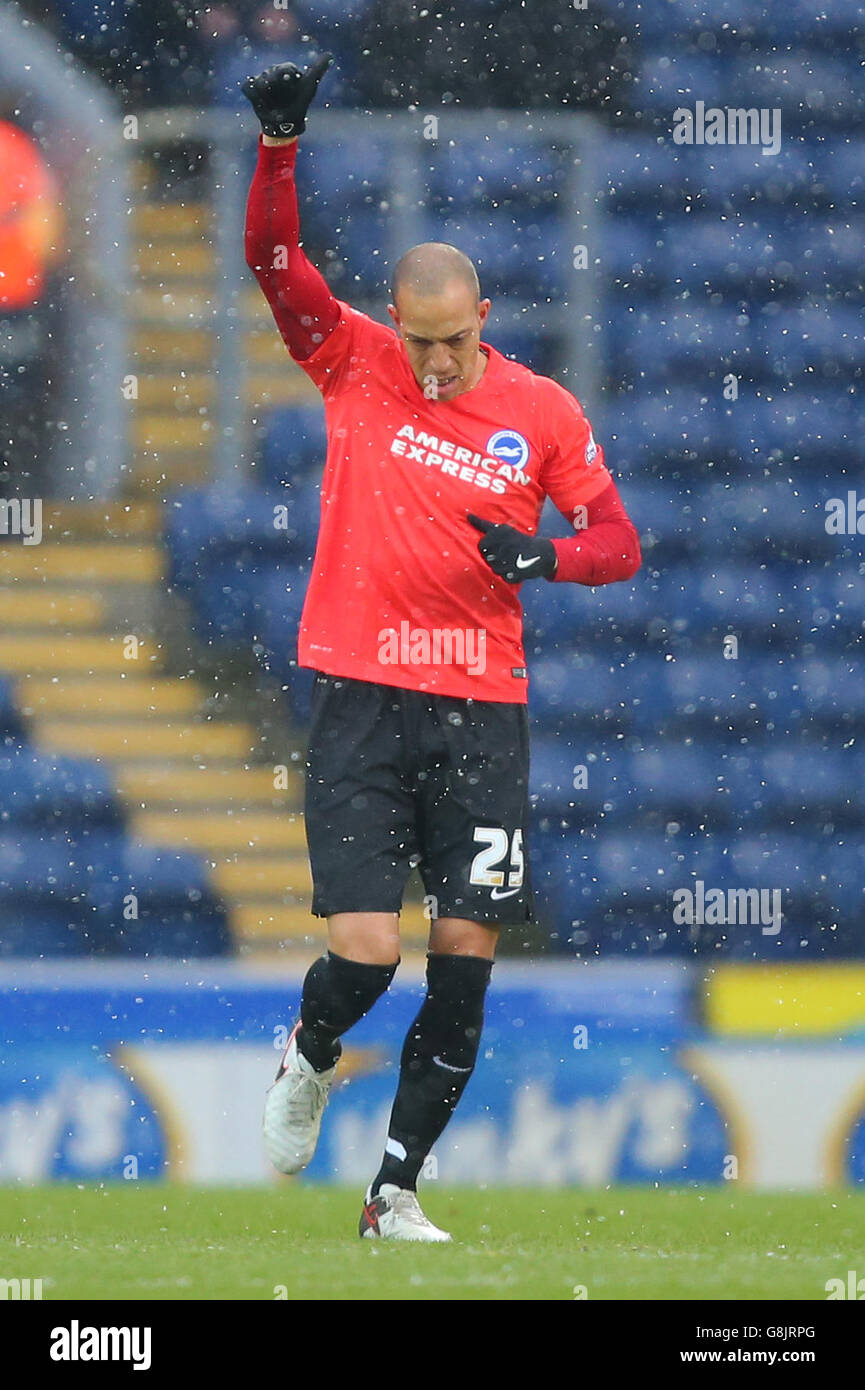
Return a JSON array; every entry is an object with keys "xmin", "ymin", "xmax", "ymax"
[
  {"xmin": 231, "ymin": 902, "xmax": 317, "ymax": 943},
  {"xmin": 134, "ymin": 243, "xmax": 214, "ymax": 280},
  {"xmin": 132, "ymin": 809, "xmax": 307, "ymax": 855},
  {"xmin": 133, "ymin": 202, "xmax": 210, "ymax": 239},
  {"xmin": 115, "ymin": 763, "xmax": 301, "ymax": 807},
  {"xmin": 231, "ymin": 900, "xmax": 430, "ymax": 945},
  {"xmin": 35, "ymin": 720, "xmax": 258, "ymax": 761},
  {"xmin": 0, "ymin": 635, "xmax": 164, "ymax": 674},
  {"xmin": 127, "ymin": 455, "xmax": 213, "ymax": 490},
  {"xmin": 132, "ymin": 374, "xmax": 215, "ymax": 410},
  {"xmin": 0, "ymin": 544, "xmax": 163, "ymax": 584},
  {"xmin": 18, "ymin": 676, "xmax": 202, "ymax": 719},
  {"xmin": 41, "ymin": 501, "xmax": 161, "ymax": 541},
  {"xmin": 0, "ymin": 589, "xmax": 105, "ymax": 629},
  {"xmin": 132, "ymin": 415, "xmax": 215, "ymax": 453},
  {"xmin": 132, "ymin": 327, "xmax": 214, "ymax": 367},
  {"xmin": 213, "ymin": 855, "xmax": 311, "ymax": 898}
]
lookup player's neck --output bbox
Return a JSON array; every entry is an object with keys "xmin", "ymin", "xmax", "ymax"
[{"xmin": 466, "ymin": 346, "xmax": 489, "ymax": 392}]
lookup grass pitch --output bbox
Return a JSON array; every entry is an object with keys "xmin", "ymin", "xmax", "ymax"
[{"xmin": 0, "ymin": 1185, "xmax": 860, "ymax": 1301}]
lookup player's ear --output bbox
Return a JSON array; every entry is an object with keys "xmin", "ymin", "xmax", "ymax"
[
  {"xmin": 477, "ymin": 297, "xmax": 492, "ymax": 329},
  {"xmin": 387, "ymin": 303, "xmax": 400, "ymax": 329}
]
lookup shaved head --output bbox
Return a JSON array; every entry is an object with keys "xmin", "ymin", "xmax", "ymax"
[
  {"xmin": 388, "ymin": 242, "xmax": 491, "ymax": 401},
  {"xmin": 391, "ymin": 242, "xmax": 480, "ymax": 306}
]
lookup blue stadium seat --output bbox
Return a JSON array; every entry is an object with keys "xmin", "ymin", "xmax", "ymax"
[
  {"xmin": 261, "ymin": 407, "xmax": 328, "ymax": 486},
  {"xmin": 521, "ymin": 579, "xmax": 587, "ymax": 649},
  {"xmin": 215, "ymin": 45, "xmax": 352, "ymax": 112},
  {"xmin": 191, "ymin": 560, "xmax": 310, "ymax": 649},
  {"xmin": 601, "ymin": 135, "xmax": 686, "ymax": 209},
  {"xmin": 253, "ymin": 566, "xmax": 310, "ymax": 642},
  {"xmin": 89, "ymin": 846, "xmax": 231, "ymax": 957},
  {"xmin": 0, "ymin": 750, "xmax": 120, "ymax": 828},
  {"xmin": 429, "ymin": 138, "xmax": 561, "ymax": 208},
  {"xmin": 619, "ymin": 303, "xmax": 755, "ymax": 380},
  {"xmin": 165, "ymin": 483, "xmax": 319, "ymax": 592},
  {"xmin": 0, "ymin": 832, "xmax": 126, "ymax": 900},
  {"xmin": 684, "ymin": 145, "xmax": 815, "ymax": 210},
  {"xmin": 795, "ymin": 218, "xmax": 865, "ymax": 294},
  {"xmin": 664, "ymin": 215, "xmax": 797, "ymax": 292},
  {"xmin": 581, "ymin": 562, "xmax": 792, "ymax": 644},
  {"xmin": 279, "ymin": 662, "xmax": 317, "ymax": 722},
  {"xmin": 631, "ymin": 0, "xmax": 776, "ymax": 42},
  {"xmin": 533, "ymin": 825, "xmax": 731, "ymax": 955},
  {"xmin": 483, "ymin": 325, "xmax": 556, "ymax": 375},
  {"xmin": 819, "ymin": 840, "xmax": 865, "ymax": 915},
  {"xmin": 531, "ymin": 739, "xmax": 766, "ymax": 827},
  {"xmin": 808, "ymin": 139, "xmax": 865, "ymax": 210},
  {"xmin": 730, "ymin": 53, "xmax": 858, "ymax": 126},
  {"xmin": 0, "ymin": 904, "xmax": 94, "ymax": 958},
  {"xmin": 784, "ymin": 568, "xmax": 865, "ymax": 645},
  {"xmin": 609, "ymin": 746, "xmax": 754, "ymax": 826},
  {"xmin": 0, "ymin": 678, "xmax": 24, "ymax": 742},
  {"xmin": 595, "ymin": 830, "xmax": 727, "ymax": 902},
  {"xmin": 758, "ymin": 304, "xmax": 865, "ymax": 375},
  {"xmin": 635, "ymin": 52, "xmax": 727, "ymax": 115},
  {"xmin": 757, "ymin": 0, "xmax": 865, "ymax": 41},
  {"xmin": 601, "ymin": 387, "xmax": 727, "ymax": 467},
  {"xmin": 603, "ymin": 216, "xmax": 665, "ymax": 287},
  {"xmin": 531, "ymin": 814, "xmax": 854, "ymax": 956},
  {"xmin": 296, "ymin": 0, "xmax": 373, "ymax": 27},
  {"xmin": 529, "ymin": 735, "xmax": 607, "ymax": 817},
  {"xmin": 795, "ymin": 658, "xmax": 865, "ymax": 727},
  {"xmin": 188, "ymin": 558, "xmax": 265, "ymax": 645},
  {"xmin": 760, "ymin": 746, "xmax": 859, "ymax": 819},
  {"xmin": 322, "ymin": 206, "xmax": 389, "ymax": 289},
  {"xmin": 302, "ymin": 136, "xmax": 390, "ymax": 205},
  {"xmin": 425, "ymin": 212, "xmax": 564, "ymax": 297},
  {"xmin": 727, "ymin": 832, "xmax": 818, "ymax": 890},
  {"xmin": 528, "ymin": 654, "xmax": 633, "ymax": 729},
  {"xmin": 252, "ymin": 568, "xmax": 314, "ymax": 714},
  {"xmin": 726, "ymin": 391, "xmax": 859, "ymax": 467},
  {"xmin": 662, "ymin": 654, "xmax": 799, "ymax": 731},
  {"xmin": 696, "ymin": 479, "xmax": 825, "ymax": 555}
]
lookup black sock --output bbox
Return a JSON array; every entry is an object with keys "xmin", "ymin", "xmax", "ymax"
[
  {"xmin": 371, "ymin": 953, "xmax": 493, "ymax": 1195},
  {"xmin": 296, "ymin": 950, "xmax": 397, "ymax": 1072}
]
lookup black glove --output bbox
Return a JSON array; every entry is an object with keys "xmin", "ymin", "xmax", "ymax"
[
  {"xmin": 468, "ymin": 514, "xmax": 557, "ymax": 583},
  {"xmin": 241, "ymin": 54, "xmax": 333, "ymax": 138}
]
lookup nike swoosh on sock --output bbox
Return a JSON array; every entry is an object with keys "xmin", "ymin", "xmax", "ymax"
[{"xmin": 432, "ymin": 1055, "xmax": 472, "ymax": 1074}]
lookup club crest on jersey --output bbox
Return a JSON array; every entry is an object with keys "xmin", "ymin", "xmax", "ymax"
[
  {"xmin": 585, "ymin": 432, "xmax": 598, "ymax": 464},
  {"xmin": 486, "ymin": 429, "xmax": 530, "ymax": 471}
]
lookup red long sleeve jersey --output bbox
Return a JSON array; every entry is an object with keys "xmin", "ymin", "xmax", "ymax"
[{"xmin": 245, "ymin": 138, "xmax": 641, "ymax": 703}]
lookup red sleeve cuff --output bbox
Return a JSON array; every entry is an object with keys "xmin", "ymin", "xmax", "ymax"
[
  {"xmin": 256, "ymin": 133, "xmax": 299, "ymax": 170},
  {"xmin": 551, "ymin": 523, "xmax": 642, "ymax": 585},
  {"xmin": 551, "ymin": 536, "xmax": 594, "ymax": 584}
]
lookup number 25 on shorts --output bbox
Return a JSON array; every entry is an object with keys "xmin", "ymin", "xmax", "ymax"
[{"xmin": 470, "ymin": 827, "xmax": 524, "ymax": 899}]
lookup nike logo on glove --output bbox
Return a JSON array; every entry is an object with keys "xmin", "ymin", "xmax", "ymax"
[{"xmin": 467, "ymin": 514, "xmax": 557, "ymax": 584}]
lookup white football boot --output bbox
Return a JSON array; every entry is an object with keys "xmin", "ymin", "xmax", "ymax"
[
  {"xmin": 358, "ymin": 1184, "xmax": 452, "ymax": 1242},
  {"xmin": 263, "ymin": 1023, "xmax": 336, "ymax": 1175}
]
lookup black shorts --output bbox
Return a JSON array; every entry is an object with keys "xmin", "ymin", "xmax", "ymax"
[{"xmin": 304, "ymin": 672, "xmax": 534, "ymax": 927}]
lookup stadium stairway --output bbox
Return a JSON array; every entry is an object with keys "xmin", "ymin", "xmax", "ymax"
[
  {"xmin": 0, "ymin": 501, "xmax": 287, "ymax": 950},
  {"xmin": 0, "ymin": 500, "xmax": 433, "ymax": 954},
  {"xmin": 127, "ymin": 155, "xmax": 320, "ymax": 493}
]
